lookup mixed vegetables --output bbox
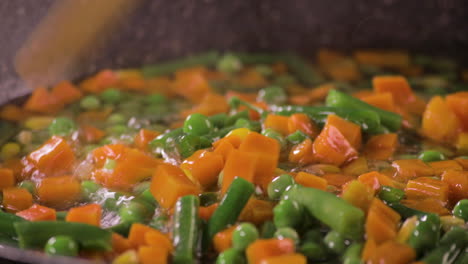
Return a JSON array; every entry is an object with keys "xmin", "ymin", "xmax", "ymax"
[{"xmin": 0, "ymin": 49, "xmax": 467, "ymax": 264}]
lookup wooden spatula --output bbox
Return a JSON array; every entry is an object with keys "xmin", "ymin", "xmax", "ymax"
[{"xmin": 14, "ymin": 0, "xmax": 143, "ymax": 88}]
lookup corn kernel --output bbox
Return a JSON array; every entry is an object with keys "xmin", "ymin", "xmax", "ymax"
[
  {"xmin": 23, "ymin": 116, "xmax": 54, "ymax": 130},
  {"xmin": 226, "ymin": 127, "xmax": 250, "ymax": 140},
  {"xmin": 112, "ymin": 250, "xmax": 139, "ymax": 264},
  {"xmin": 1, "ymin": 143, "xmax": 21, "ymax": 160}
]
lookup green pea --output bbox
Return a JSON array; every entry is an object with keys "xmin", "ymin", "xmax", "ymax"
[
  {"xmin": 453, "ymin": 199, "xmax": 468, "ymax": 221},
  {"xmin": 81, "ymin": 180, "xmax": 101, "ymax": 200},
  {"xmin": 107, "ymin": 125, "xmax": 128, "ymax": 135},
  {"xmin": 254, "ymin": 65, "xmax": 273, "ymax": 77},
  {"xmin": 100, "ymin": 89, "xmax": 123, "ymax": 104},
  {"xmin": 18, "ymin": 180, "xmax": 36, "ymax": 195},
  {"xmin": 418, "ymin": 150, "xmax": 446, "ymax": 162},
  {"xmin": 145, "ymin": 94, "xmax": 167, "ymax": 105},
  {"xmin": 177, "ymin": 134, "xmax": 202, "ymax": 159},
  {"xmin": 274, "ymin": 227, "xmax": 299, "ymax": 245},
  {"xmin": 183, "ymin": 113, "xmax": 213, "ymax": 136},
  {"xmin": 273, "ymin": 199, "xmax": 303, "ymax": 229},
  {"xmin": 118, "ymin": 201, "xmax": 150, "ymax": 223},
  {"xmin": 234, "ymin": 118, "xmax": 261, "ymax": 132},
  {"xmin": 257, "ymin": 86, "xmax": 287, "ymax": 105},
  {"xmin": 286, "ymin": 131, "xmax": 308, "ymax": 144},
  {"xmin": 44, "ymin": 236, "xmax": 79, "ymax": 257},
  {"xmin": 300, "ymin": 241, "xmax": 328, "ymax": 261},
  {"xmin": 107, "ymin": 113, "xmax": 127, "ymax": 125},
  {"xmin": 232, "ymin": 223, "xmax": 259, "ymax": 251},
  {"xmin": 80, "ymin": 95, "xmax": 101, "ymax": 110},
  {"xmin": 267, "ymin": 174, "xmax": 295, "ymax": 200},
  {"xmin": 56, "ymin": 211, "xmax": 68, "ymax": 221},
  {"xmin": 48, "ymin": 117, "xmax": 76, "ymax": 136},
  {"xmin": 103, "ymin": 158, "xmax": 117, "ymax": 170},
  {"xmin": 217, "ymin": 54, "xmax": 242, "ymax": 74},
  {"xmin": 103, "ymin": 197, "xmax": 118, "ymax": 211},
  {"xmin": 324, "ymin": 230, "xmax": 348, "ymax": 255},
  {"xmin": 262, "ymin": 128, "xmax": 286, "ymax": 150},
  {"xmin": 216, "ymin": 248, "xmax": 245, "ymax": 264}
]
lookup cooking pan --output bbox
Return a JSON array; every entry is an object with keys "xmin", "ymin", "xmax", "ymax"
[{"xmin": 0, "ymin": 0, "xmax": 467, "ymax": 263}]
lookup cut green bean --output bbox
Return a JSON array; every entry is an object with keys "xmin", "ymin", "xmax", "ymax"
[
  {"xmin": 343, "ymin": 243, "xmax": 363, "ymax": 264},
  {"xmin": 0, "ymin": 210, "xmax": 25, "ymax": 237},
  {"xmin": 44, "ymin": 235, "xmax": 79, "ymax": 257},
  {"xmin": 172, "ymin": 195, "xmax": 200, "ymax": 264},
  {"xmin": 418, "ymin": 150, "xmax": 446, "ymax": 162},
  {"xmin": 453, "ymin": 199, "xmax": 468, "ymax": 221},
  {"xmin": 378, "ymin": 186, "xmax": 405, "ymax": 203},
  {"xmin": 422, "ymin": 226, "xmax": 468, "ymax": 264}
]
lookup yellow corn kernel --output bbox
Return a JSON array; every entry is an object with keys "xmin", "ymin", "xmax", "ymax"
[
  {"xmin": 226, "ymin": 127, "xmax": 250, "ymax": 140},
  {"xmin": 396, "ymin": 216, "xmax": 418, "ymax": 243},
  {"xmin": 342, "ymin": 157, "xmax": 369, "ymax": 176},
  {"xmin": 1, "ymin": 142, "xmax": 21, "ymax": 160},
  {"xmin": 440, "ymin": 215, "xmax": 465, "ymax": 232},
  {"xmin": 23, "ymin": 116, "xmax": 54, "ymax": 130},
  {"xmin": 112, "ymin": 250, "xmax": 139, "ymax": 264}
]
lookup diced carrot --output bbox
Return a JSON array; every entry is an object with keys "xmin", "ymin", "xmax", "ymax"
[
  {"xmin": 79, "ymin": 69, "xmax": 119, "ymax": 93},
  {"xmin": 138, "ymin": 246, "xmax": 169, "ymax": 264},
  {"xmin": 246, "ymin": 239, "xmax": 295, "ymax": 264},
  {"xmin": 358, "ymin": 171, "xmax": 396, "ymax": 191},
  {"xmin": 294, "ymin": 172, "xmax": 327, "ymax": 190},
  {"xmin": 66, "ymin": 204, "xmax": 102, "ymax": 226},
  {"xmin": 405, "ymin": 177, "xmax": 449, "ymax": 205},
  {"xmin": 50, "ymin": 81, "xmax": 83, "ymax": 105},
  {"xmin": 144, "ymin": 229, "xmax": 173, "ymax": 252},
  {"xmin": 272, "ymin": 63, "xmax": 287, "ymax": 74},
  {"xmin": 372, "ymin": 76, "xmax": 414, "ymax": 105},
  {"xmin": 354, "ymin": 50, "xmax": 410, "ymax": 69},
  {"xmin": 24, "ymin": 87, "xmax": 63, "ymax": 114},
  {"xmin": 446, "ymin": 91, "xmax": 468, "ymax": 131},
  {"xmin": 363, "ymin": 133, "xmax": 398, "ymax": 160},
  {"xmin": 112, "ymin": 233, "xmax": 132, "ymax": 254},
  {"xmin": 199, "ymin": 203, "xmax": 219, "ymax": 221},
  {"xmin": 263, "ymin": 114, "xmax": 290, "ymax": 136},
  {"xmin": 360, "ymin": 92, "xmax": 396, "ymax": 112},
  {"xmin": 391, "ymin": 159, "xmax": 434, "ymax": 181},
  {"xmin": 213, "ymin": 139, "xmax": 235, "ymax": 163},
  {"xmin": 150, "ymin": 164, "xmax": 201, "ymax": 209},
  {"xmin": 76, "ymin": 107, "xmax": 113, "ymax": 124},
  {"xmin": 134, "ymin": 129, "xmax": 160, "ymax": 151},
  {"xmin": 341, "ymin": 157, "xmax": 369, "ymax": 176},
  {"xmin": 429, "ymin": 160, "xmax": 463, "ymax": 175},
  {"xmin": 237, "ymin": 68, "xmax": 267, "ymax": 87},
  {"xmin": 323, "ymin": 59, "xmax": 362, "ymax": 82},
  {"xmin": 181, "ymin": 150, "xmax": 224, "ymax": 188},
  {"xmin": 361, "ymin": 238, "xmax": 377, "ymax": 262},
  {"xmin": 401, "ymin": 198, "xmax": 450, "ymax": 215},
  {"xmin": 456, "ymin": 133, "xmax": 468, "ymax": 153},
  {"xmin": 145, "ymin": 77, "xmax": 174, "ymax": 96},
  {"xmin": 26, "ymin": 136, "xmax": 75, "ymax": 177},
  {"xmin": 37, "ymin": 176, "xmax": 81, "ymax": 209},
  {"xmin": 455, "ymin": 157, "xmax": 468, "ymax": 170},
  {"xmin": 221, "ymin": 149, "xmax": 257, "ymax": 194},
  {"xmin": 0, "ymin": 168, "xmax": 15, "ymax": 190},
  {"xmin": 0, "ymin": 104, "xmax": 30, "ymax": 122},
  {"xmin": 441, "ymin": 170, "xmax": 468, "ymax": 205},
  {"xmin": 181, "ymin": 93, "xmax": 229, "ymax": 117},
  {"xmin": 422, "ymin": 96, "xmax": 461, "ymax": 143},
  {"xmin": 3, "ymin": 159, "xmax": 24, "ymax": 181},
  {"xmin": 2, "ymin": 187, "xmax": 33, "ymax": 212},
  {"xmin": 396, "ymin": 216, "xmax": 418, "ymax": 243},
  {"xmin": 173, "ymin": 68, "xmax": 211, "ymax": 103},
  {"xmin": 260, "ymin": 253, "xmax": 307, "ymax": 264},
  {"xmin": 366, "ymin": 198, "xmax": 401, "ymax": 244},
  {"xmin": 312, "ymin": 115, "xmax": 360, "ymax": 166},
  {"xmin": 215, "ymin": 127, "xmax": 251, "ymax": 149},
  {"xmin": 307, "ymin": 83, "xmax": 334, "ymax": 102},
  {"xmin": 368, "ymin": 241, "xmax": 416, "ymax": 264},
  {"xmin": 342, "ymin": 180, "xmax": 374, "ymax": 213},
  {"xmin": 288, "ymin": 138, "xmax": 314, "ymax": 164},
  {"xmin": 128, "ymin": 223, "xmax": 155, "ymax": 248},
  {"xmin": 80, "ymin": 125, "xmax": 105, "ymax": 143},
  {"xmin": 116, "ymin": 70, "xmax": 146, "ymax": 91},
  {"xmin": 322, "ymin": 173, "xmax": 355, "ymax": 188},
  {"xmin": 318, "ymin": 49, "xmax": 346, "ymax": 65},
  {"xmin": 16, "ymin": 204, "xmax": 56, "ymax": 221},
  {"xmin": 239, "ymin": 198, "xmax": 274, "ymax": 225},
  {"xmin": 239, "ymin": 132, "xmax": 280, "ymax": 190},
  {"xmin": 287, "ymin": 113, "xmax": 319, "ymax": 138},
  {"xmin": 213, "ymin": 225, "xmax": 237, "ymax": 253}
]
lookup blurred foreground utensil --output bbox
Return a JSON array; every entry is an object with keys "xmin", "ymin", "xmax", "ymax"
[{"xmin": 14, "ymin": 0, "xmax": 143, "ymax": 89}]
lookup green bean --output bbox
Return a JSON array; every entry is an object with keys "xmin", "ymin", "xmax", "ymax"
[
  {"xmin": 273, "ymin": 199, "xmax": 304, "ymax": 229},
  {"xmin": 18, "ymin": 180, "xmax": 36, "ymax": 195},
  {"xmin": 107, "ymin": 221, "xmax": 132, "ymax": 237},
  {"xmin": 118, "ymin": 201, "xmax": 151, "ymax": 223},
  {"xmin": 216, "ymin": 248, "xmax": 246, "ymax": 264},
  {"xmin": 205, "ymin": 177, "xmax": 254, "ymax": 249},
  {"xmin": 199, "ymin": 192, "xmax": 218, "ymax": 207},
  {"xmin": 274, "ymin": 227, "xmax": 299, "ymax": 245},
  {"xmin": 284, "ymin": 184, "xmax": 364, "ymax": 240},
  {"xmin": 172, "ymin": 195, "xmax": 200, "ymax": 264},
  {"xmin": 300, "ymin": 241, "xmax": 328, "ymax": 261},
  {"xmin": 142, "ymin": 51, "xmax": 220, "ymax": 77},
  {"xmin": 422, "ymin": 226, "xmax": 468, "ymax": 264},
  {"xmin": 325, "ymin": 89, "xmax": 402, "ymax": 132},
  {"xmin": 150, "ymin": 128, "xmax": 184, "ymax": 149},
  {"xmin": 453, "ymin": 200, "xmax": 468, "ymax": 221},
  {"xmin": 378, "ymin": 186, "xmax": 405, "ymax": 203},
  {"xmin": 56, "ymin": 211, "xmax": 68, "ymax": 221},
  {"xmin": 454, "ymin": 249, "xmax": 468, "ymax": 264},
  {"xmin": 342, "ymin": 243, "xmax": 363, "ymax": 264},
  {"xmin": 177, "ymin": 134, "xmax": 202, "ymax": 158},
  {"xmin": 260, "ymin": 221, "xmax": 277, "ymax": 239},
  {"xmin": 324, "ymin": 230, "xmax": 348, "ymax": 255},
  {"xmin": 208, "ymin": 113, "xmax": 228, "ymax": 128},
  {"xmin": 234, "ymin": 118, "xmax": 261, "ymax": 132},
  {"xmin": 407, "ymin": 213, "xmax": 441, "ymax": 255},
  {"xmin": 0, "ymin": 210, "xmax": 25, "ymax": 237},
  {"xmin": 217, "ymin": 53, "xmax": 242, "ymax": 74},
  {"xmin": 100, "ymin": 88, "xmax": 123, "ymax": 104},
  {"xmin": 262, "ymin": 128, "xmax": 286, "ymax": 150},
  {"xmin": 286, "ymin": 130, "xmax": 308, "ymax": 144},
  {"xmin": 257, "ymin": 86, "xmax": 287, "ymax": 105},
  {"xmin": 232, "ymin": 222, "xmax": 259, "ymax": 250},
  {"xmin": 267, "ymin": 174, "xmax": 295, "ymax": 200},
  {"xmin": 14, "ymin": 221, "xmax": 112, "ymax": 251},
  {"xmin": 282, "ymin": 54, "xmax": 323, "ymax": 85},
  {"xmin": 418, "ymin": 150, "xmax": 446, "ymax": 162},
  {"xmin": 44, "ymin": 235, "xmax": 79, "ymax": 257},
  {"xmin": 225, "ymin": 110, "xmax": 250, "ymax": 126},
  {"xmin": 138, "ymin": 189, "xmax": 157, "ymax": 208}
]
